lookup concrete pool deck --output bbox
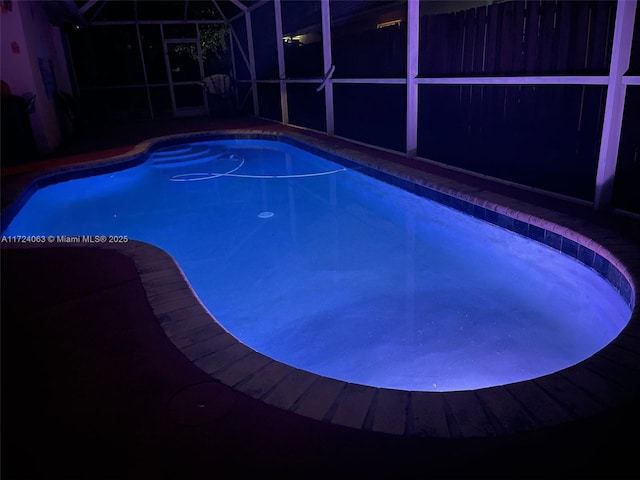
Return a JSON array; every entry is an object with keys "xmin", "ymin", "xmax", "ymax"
[{"xmin": 2, "ymin": 116, "xmax": 640, "ymax": 478}]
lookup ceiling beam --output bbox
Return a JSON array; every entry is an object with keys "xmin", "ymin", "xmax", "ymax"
[
  {"xmin": 78, "ymin": 0, "xmax": 100, "ymax": 15},
  {"xmin": 229, "ymin": 0, "xmax": 247, "ymax": 12},
  {"xmin": 88, "ymin": 1, "xmax": 107, "ymax": 22},
  {"xmin": 247, "ymin": 0, "xmax": 270, "ymax": 14},
  {"xmin": 211, "ymin": 0, "xmax": 228, "ymax": 22}
]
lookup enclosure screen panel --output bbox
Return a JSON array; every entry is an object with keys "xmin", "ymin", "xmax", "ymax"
[
  {"xmin": 163, "ymin": 24, "xmax": 198, "ymax": 39},
  {"xmin": 282, "ymin": 0, "xmax": 323, "ymax": 78},
  {"xmin": 174, "ymin": 84, "xmax": 204, "ymax": 108},
  {"xmin": 231, "ymin": 18, "xmax": 251, "ymax": 82},
  {"xmin": 257, "ymin": 83, "xmax": 282, "ymax": 122},
  {"xmin": 630, "ymin": 5, "xmax": 640, "ymax": 75},
  {"xmin": 418, "ymin": 0, "xmax": 616, "ymax": 77},
  {"xmin": 334, "ymin": 84, "xmax": 406, "ymax": 152},
  {"xmin": 139, "ymin": 25, "xmax": 167, "ymax": 83},
  {"xmin": 137, "ymin": 1, "xmax": 184, "ymax": 21},
  {"xmin": 167, "ymin": 43, "xmax": 201, "ymax": 82},
  {"xmin": 86, "ymin": 0, "xmax": 134, "ymax": 21},
  {"xmin": 149, "ymin": 87, "xmax": 172, "ymax": 118},
  {"xmin": 252, "ymin": 2, "xmax": 279, "ymax": 80},
  {"xmin": 286, "ymin": 83, "xmax": 326, "ymax": 132},
  {"xmin": 330, "ymin": 0, "xmax": 407, "ymax": 78},
  {"xmin": 185, "ymin": 1, "xmax": 226, "ymax": 20},
  {"xmin": 417, "ymin": 84, "xmax": 607, "ymax": 200},
  {"xmin": 68, "ymin": 26, "xmax": 145, "ymax": 87},
  {"xmin": 81, "ymin": 87, "xmax": 150, "ymax": 121},
  {"xmin": 201, "ymin": 25, "xmax": 231, "ymax": 77},
  {"xmin": 236, "ymin": 84, "xmax": 254, "ymax": 116}
]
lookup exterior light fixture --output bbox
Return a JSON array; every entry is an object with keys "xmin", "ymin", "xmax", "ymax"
[{"xmin": 376, "ymin": 19, "xmax": 402, "ymax": 29}]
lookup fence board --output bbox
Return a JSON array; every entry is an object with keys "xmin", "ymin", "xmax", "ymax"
[
  {"xmin": 497, "ymin": 1, "xmax": 516, "ymax": 74},
  {"xmin": 568, "ymin": 1, "xmax": 590, "ymax": 72},
  {"xmin": 450, "ymin": 11, "xmax": 466, "ymax": 75},
  {"xmin": 474, "ymin": 6, "xmax": 487, "ymax": 74},
  {"xmin": 577, "ymin": 86, "xmax": 606, "ymax": 164},
  {"xmin": 434, "ymin": 13, "xmax": 450, "ymax": 75},
  {"xmin": 588, "ymin": 1, "xmax": 615, "ymax": 73},
  {"xmin": 461, "ymin": 8, "xmax": 477, "ymax": 74},
  {"xmin": 485, "ymin": 2, "xmax": 501, "ymax": 74},
  {"xmin": 554, "ymin": 0, "xmax": 572, "ymax": 74},
  {"xmin": 524, "ymin": 0, "xmax": 540, "ymax": 74},
  {"xmin": 512, "ymin": 0, "xmax": 527, "ymax": 74},
  {"xmin": 418, "ymin": 0, "xmax": 615, "ymax": 77},
  {"xmin": 539, "ymin": 0, "xmax": 558, "ymax": 73},
  {"xmin": 467, "ymin": 85, "xmax": 480, "ymax": 162},
  {"xmin": 418, "ymin": 13, "xmax": 432, "ymax": 75}
]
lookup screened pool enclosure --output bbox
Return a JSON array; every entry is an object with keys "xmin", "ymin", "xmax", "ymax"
[{"xmin": 65, "ymin": 1, "xmax": 639, "ymax": 214}]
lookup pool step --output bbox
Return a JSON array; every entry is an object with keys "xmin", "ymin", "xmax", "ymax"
[
  {"xmin": 152, "ymin": 145, "xmax": 194, "ymax": 157},
  {"xmin": 150, "ymin": 145, "xmax": 230, "ymax": 168}
]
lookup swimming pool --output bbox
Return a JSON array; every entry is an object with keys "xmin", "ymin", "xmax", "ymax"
[{"xmin": 2, "ymin": 135, "xmax": 633, "ymax": 393}]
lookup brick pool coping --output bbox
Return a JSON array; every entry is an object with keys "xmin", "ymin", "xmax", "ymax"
[{"xmin": 2, "ymin": 129, "xmax": 639, "ymax": 438}]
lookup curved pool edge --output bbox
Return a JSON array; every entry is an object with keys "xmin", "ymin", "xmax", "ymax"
[
  {"xmin": 2, "ymin": 129, "xmax": 639, "ymax": 439},
  {"xmin": 98, "ymin": 240, "xmax": 640, "ymax": 439},
  {"xmin": 4, "ymin": 239, "xmax": 638, "ymax": 439}
]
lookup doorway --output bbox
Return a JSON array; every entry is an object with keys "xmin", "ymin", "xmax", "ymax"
[{"xmin": 164, "ymin": 39, "xmax": 207, "ymax": 117}]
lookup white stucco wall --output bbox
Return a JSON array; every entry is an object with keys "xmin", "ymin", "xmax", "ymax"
[
  {"xmin": 1, "ymin": 1, "xmax": 72, "ymax": 154},
  {"xmin": 1, "ymin": 1, "xmax": 33, "ymax": 96}
]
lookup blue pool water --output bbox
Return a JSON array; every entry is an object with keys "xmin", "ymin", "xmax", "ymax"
[{"xmin": 3, "ymin": 139, "xmax": 631, "ymax": 391}]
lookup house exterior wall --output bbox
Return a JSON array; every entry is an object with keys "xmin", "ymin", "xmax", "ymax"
[{"xmin": 1, "ymin": 0, "xmax": 72, "ymax": 154}]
